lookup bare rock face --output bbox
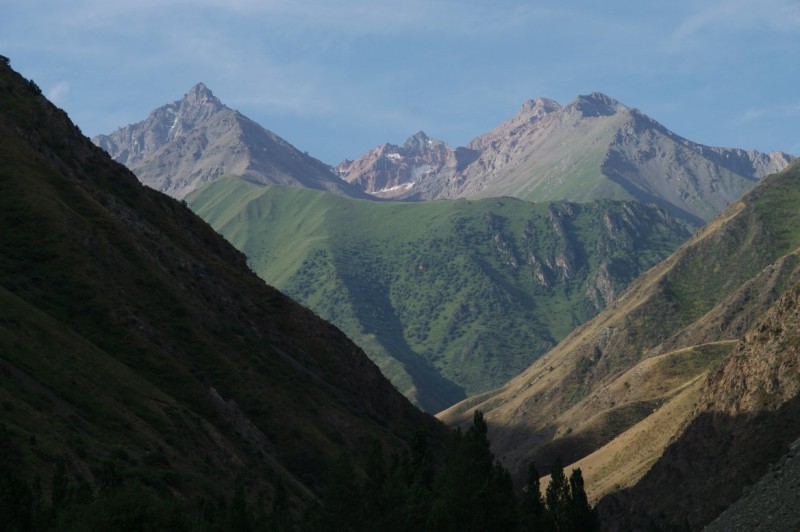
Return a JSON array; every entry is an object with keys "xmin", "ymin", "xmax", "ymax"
[
  {"xmin": 341, "ymin": 93, "xmax": 793, "ymax": 224},
  {"xmin": 93, "ymin": 83, "xmax": 359, "ymax": 199},
  {"xmin": 94, "ymin": 83, "xmax": 224, "ymax": 168},
  {"xmin": 335, "ymin": 131, "xmax": 477, "ymax": 199},
  {"xmin": 702, "ymin": 286, "xmax": 800, "ymax": 415}
]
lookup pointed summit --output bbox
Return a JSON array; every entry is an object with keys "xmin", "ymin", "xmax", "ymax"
[
  {"xmin": 181, "ymin": 82, "xmax": 223, "ymax": 111},
  {"xmin": 93, "ymin": 83, "xmax": 362, "ymax": 199},
  {"xmin": 185, "ymin": 82, "xmax": 216, "ymax": 102},
  {"xmin": 403, "ymin": 130, "xmax": 438, "ymax": 151},
  {"xmin": 407, "ymin": 130, "xmax": 430, "ymax": 142}
]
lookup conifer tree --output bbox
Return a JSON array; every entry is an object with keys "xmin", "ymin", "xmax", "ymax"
[
  {"xmin": 521, "ymin": 462, "xmax": 550, "ymax": 531},
  {"xmin": 323, "ymin": 453, "xmax": 362, "ymax": 531},
  {"xmin": 567, "ymin": 468, "xmax": 598, "ymax": 531},
  {"xmin": 545, "ymin": 457, "xmax": 571, "ymax": 531},
  {"xmin": 430, "ymin": 410, "xmax": 517, "ymax": 531}
]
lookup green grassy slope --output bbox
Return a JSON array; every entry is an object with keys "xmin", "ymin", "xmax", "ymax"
[
  {"xmin": 470, "ymin": 110, "xmax": 631, "ymax": 204},
  {"xmin": 189, "ymin": 177, "xmax": 690, "ymax": 412},
  {"xmin": 0, "ymin": 60, "xmax": 445, "ymax": 514}
]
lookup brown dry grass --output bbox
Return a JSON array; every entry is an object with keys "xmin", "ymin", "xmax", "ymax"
[{"xmin": 538, "ymin": 341, "xmax": 735, "ymax": 502}]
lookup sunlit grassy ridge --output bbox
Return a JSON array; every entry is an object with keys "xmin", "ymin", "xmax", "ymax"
[{"xmin": 189, "ymin": 176, "xmax": 690, "ymax": 412}]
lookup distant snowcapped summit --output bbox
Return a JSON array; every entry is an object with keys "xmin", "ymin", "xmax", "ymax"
[
  {"xmin": 336, "ymin": 130, "xmax": 471, "ymax": 198},
  {"xmin": 93, "ymin": 84, "xmax": 363, "ymax": 199}
]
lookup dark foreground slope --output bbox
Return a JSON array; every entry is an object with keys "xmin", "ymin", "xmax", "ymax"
[{"xmin": 0, "ymin": 60, "xmax": 445, "ymax": 522}]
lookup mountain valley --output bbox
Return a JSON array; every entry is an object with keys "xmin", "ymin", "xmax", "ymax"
[{"xmin": 34, "ymin": 64, "xmax": 800, "ymax": 530}]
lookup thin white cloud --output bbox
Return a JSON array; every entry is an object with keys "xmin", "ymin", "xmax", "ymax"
[
  {"xmin": 670, "ymin": 0, "xmax": 800, "ymax": 49},
  {"xmin": 735, "ymin": 102, "xmax": 800, "ymax": 125},
  {"xmin": 30, "ymin": 0, "xmax": 566, "ymax": 40},
  {"xmin": 46, "ymin": 81, "xmax": 70, "ymax": 104}
]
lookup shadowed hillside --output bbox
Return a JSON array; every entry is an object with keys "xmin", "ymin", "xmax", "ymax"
[{"xmin": 0, "ymin": 58, "xmax": 446, "ymax": 524}]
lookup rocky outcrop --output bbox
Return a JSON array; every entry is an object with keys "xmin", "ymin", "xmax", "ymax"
[
  {"xmin": 335, "ymin": 131, "xmax": 476, "ymax": 199},
  {"xmin": 705, "ymin": 436, "xmax": 800, "ymax": 531}
]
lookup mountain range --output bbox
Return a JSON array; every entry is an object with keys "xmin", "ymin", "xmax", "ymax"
[
  {"xmin": 95, "ymin": 83, "xmax": 789, "ymax": 415},
  {"xmin": 338, "ymin": 93, "xmax": 791, "ymax": 225},
  {"xmin": 86, "ymin": 77, "xmax": 800, "ymax": 528},
  {"xmin": 0, "ymin": 59, "xmax": 445, "ymax": 521},
  {"xmin": 95, "ymin": 84, "xmax": 792, "ymax": 229}
]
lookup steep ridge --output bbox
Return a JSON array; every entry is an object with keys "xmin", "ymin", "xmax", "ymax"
[
  {"xmin": 93, "ymin": 83, "xmax": 362, "ymax": 199},
  {"xmin": 341, "ymin": 93, "xmax": 791, "ymax": 224},
  {"xmin": 600, "ymin": 268, "xmax": 800, "ymax": 529},
  {"xmin": 439, "ymin": 161, "xmax": 800, "ymax": 498},
  {"xmin": 188, "ymin": 176, "xmax": 690, "ymax": 412},
  {"xmin": 0, "ymin": 61, "xmax": 444, "ymax": 510}
]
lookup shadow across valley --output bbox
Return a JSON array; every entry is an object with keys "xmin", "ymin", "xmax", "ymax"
[
  {"xmin": 598, "ymin": 393, "xmax": 800, "ymax": 530},
  {"xmin": 327, "ymin": 248, "xmax": 466, "ymax": 414}
]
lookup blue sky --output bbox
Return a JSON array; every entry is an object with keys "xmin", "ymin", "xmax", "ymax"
[{"xmin": 3, "ymin": 0, "xmax": 799, "ymax": 165}]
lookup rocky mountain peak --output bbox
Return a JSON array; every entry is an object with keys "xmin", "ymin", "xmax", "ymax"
[
  {"xmin": 517, "ymin": 97, "xmax": 561, "ymax": 117},
  {"xmin": 404, "ymin": 130, "xmax": 430, "ymax": 147},
  {"xmin": 403, "ymin": 130, "xmax": 443, "ymax": 152},
  {"xmin": 184, "ymin": 82, "xmax": 221, "ymax": 106},
  {"xmin": 173, "ymin": 83, "xmax": 225, "ymax": 122},
  {"xmin": 570, "ymin": 92, "xmax": 627, "ymax": 117},
  {"xmin": 93, "ymin": 82, "xmax": 357, "ymax": 199}
]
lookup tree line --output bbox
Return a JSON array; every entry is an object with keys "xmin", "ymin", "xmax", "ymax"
[
  {"xmin": 0, "ymin": 412, "xmax": 598, "ymax": 530},
  {"xmin": 308, "ymin": 410, "xmax": 599, "ymax": 531}
]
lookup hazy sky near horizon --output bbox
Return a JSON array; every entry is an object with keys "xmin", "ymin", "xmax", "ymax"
[{"xmin": 3, "ymin": 0, "xmax": 799, "ymax": 164}]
